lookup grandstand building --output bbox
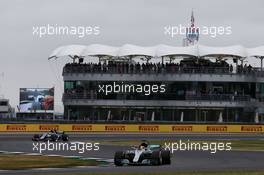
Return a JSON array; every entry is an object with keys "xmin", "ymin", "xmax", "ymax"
[{"xmin": 50, "ymin": 44, "xmax": 264, "ymax": 123}]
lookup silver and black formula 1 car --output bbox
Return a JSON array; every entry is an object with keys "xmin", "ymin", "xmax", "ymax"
[
  {"xmin": 32, "ymin": 130, "xmax": 69, "ymax": 142},
  {"xmin": 114, "ymin": 141, "xmax": 171, "ymax": 166}
]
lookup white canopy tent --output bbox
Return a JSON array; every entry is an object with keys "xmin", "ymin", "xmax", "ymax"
[
  {"xmin": 247, "ymin": 46, "xmax": 264, "ymax": 70},
  {"xmin": 156, "ymin": 44, "xmax": 198, "ymax": 57},
  {"xmin": 83, "ymin": 44, "xmax": 119, "ymax": 57},
  {"xmin": 118, "ymin": 44, "xmax": 156, "ymax": 57},
  {"xmin": 247, "ymin": 46, "xmax": 264, "ymax": 58},
  {"xmin": 49, "ymin": 45, "xmax": 87, "ymax": 59},
  {"xmin": 198, "ymin": 45, "xmax": 247, "ymax": 58},
  {"xmin": 49, "ymin": 44, "xmax": 264, "ymax": 64},
  {"xmin": 156, "ymin": 44, "xmax": 198, "ymax": 63}
]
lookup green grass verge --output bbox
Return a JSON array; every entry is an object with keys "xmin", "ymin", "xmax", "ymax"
[{"xmin": 0, "ymin": 154, "xmax": 100, "ymax": 170}]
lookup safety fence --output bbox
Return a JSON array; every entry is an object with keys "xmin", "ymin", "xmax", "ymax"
[{"xmin": 0, "ymin": 124, "xmax": 263, "ymax": 133}]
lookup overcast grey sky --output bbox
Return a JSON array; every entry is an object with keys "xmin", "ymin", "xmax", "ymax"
[{"xmin": 0, "ymin": 0, "xmax": 263, "ymax": 112}]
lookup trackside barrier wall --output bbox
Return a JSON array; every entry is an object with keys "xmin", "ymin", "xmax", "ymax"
[{"xmin": 0, "ymin": 124, "xmax": 263, "ymax": 133}]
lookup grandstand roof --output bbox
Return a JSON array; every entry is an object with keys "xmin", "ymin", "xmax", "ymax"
[
  {"xmin": 156, "ymin": 44, "xmax": 198, "ymax": 57},
  {"xmin": 118, "ymin": 44, "xmax": 156, "ymax": 57},
  {"xmin": 49, "ymin": 45, "xmax": 86, "ymax": 59},
  {"xmin": 247, "ymin": 46, "xmax": 264, "ymax": 58},
  {"xmin": 83, "ymin": 44, "xmax": 119, "ymax": 56},
  {"xmin": 49, "ymin": 44, "xmax": 264, "ymax": 59},
  {"xmin": 199, "ymin": 45, "xmax": 247, "ymax": 58}
]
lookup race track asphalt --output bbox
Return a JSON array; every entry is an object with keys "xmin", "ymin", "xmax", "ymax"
[{"xmin": 0, "ymin": 133, "xmax": 264, "ymax": 175}]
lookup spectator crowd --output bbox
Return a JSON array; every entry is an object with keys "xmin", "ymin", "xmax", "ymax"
[{"xmin": 63, "ymin": 60, "xmax": 256, "ymax": 75}]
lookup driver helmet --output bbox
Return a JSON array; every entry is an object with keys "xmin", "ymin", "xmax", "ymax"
[{"xmin": 139, "ymin": 142, "xmax": 148, "ymax": 149}]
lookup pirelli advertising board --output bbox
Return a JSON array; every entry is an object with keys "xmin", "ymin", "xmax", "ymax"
[
  {"xmin": 5, "ymin": 124, "xmax": 27, "ymax": 131},
  {"xmin": 171, "ymin": 125, "xmax": 193, "ymax": 132},
  {"xmin": 72, "ymin": 125, "xmax": 93, "ymax": 131},
  {"xmin": 0, "ymin": 124, "xmax": 263, "ymax": 133}
]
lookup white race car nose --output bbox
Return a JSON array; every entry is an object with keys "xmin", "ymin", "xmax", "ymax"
[
  {"xmin": 133, "ymin": 149, "xmax": 144, "ymax": 162},
  {"xmin": 40, "ymin": 133, "xmax": 47, "ymax": 140}
]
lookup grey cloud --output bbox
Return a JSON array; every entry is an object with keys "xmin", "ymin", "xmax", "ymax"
[{"xmin": 0, "ymin": 0, "xmax": 263, "ymax": 112}]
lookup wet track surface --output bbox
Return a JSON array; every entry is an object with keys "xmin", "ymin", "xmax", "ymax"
[{"xmin": 0, "ymin": 133, "xmax": 264, "ymax": 174}]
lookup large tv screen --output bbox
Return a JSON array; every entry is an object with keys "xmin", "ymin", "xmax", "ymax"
[{"xmin": 19, "ymin": 87, "xmax": 54, "ymax": 112}]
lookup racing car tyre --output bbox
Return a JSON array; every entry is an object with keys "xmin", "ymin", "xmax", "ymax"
[
  {"xmin": 114, "ymin": 151, "xmax": 124, "ymax": 166},
  {"xmin": 161, "ymin": 150, "xmax": 171, "ymax": 165},
  {"xmin": 62, "ymin": 134, "xmax": 69, "ymax": 141},
  {"xmin": 50, "ymin": 134, "xmax": 58, "ymax": 142},
  {"xmin": 151, "ymin": 151, "xmax": 162, "ymax": 165},
  {"xmin": 32, "ymin": 134, "xmax": 39, "ymax": 141}
]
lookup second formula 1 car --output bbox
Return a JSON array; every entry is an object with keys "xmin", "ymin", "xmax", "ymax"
[
  {"xmin": 114, "ymin": 141, "xmax": 171, "ymax": 166},
  {"xmin": 32, "ymin": 130, "xmax": 69, "ymax": 142}
]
